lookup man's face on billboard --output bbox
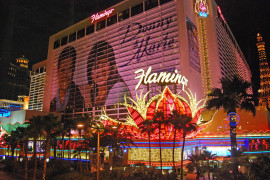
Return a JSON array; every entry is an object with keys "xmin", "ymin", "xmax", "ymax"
[{"xmin": 58, "ymin": 57, "xmax": 74, "ymax": 91}]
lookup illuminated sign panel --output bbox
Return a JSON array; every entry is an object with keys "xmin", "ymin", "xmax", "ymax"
[{"xmin": 91, "ymin": 8, "xmax": 114, "ymax": 23}]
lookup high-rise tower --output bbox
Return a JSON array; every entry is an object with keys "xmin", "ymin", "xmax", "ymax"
[{"xmin": 256, "ymin": 33, "xmax": 270, "ymax": 106}]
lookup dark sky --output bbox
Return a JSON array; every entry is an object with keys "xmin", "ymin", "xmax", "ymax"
[{"xmin": 1, "ymin": 0, "xmax": 269, "ymax": 96}]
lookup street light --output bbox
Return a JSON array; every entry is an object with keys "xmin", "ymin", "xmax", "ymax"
[
  {"xmin": 77, "ymin": 123, "xmax": 84, "ymax": 173},
  {"xmin": 92, "ymin": 122, "xmax": 117, "ymax": 180},
  {"xmin": 91, "ymin": 121, "xmax": 104, "ymax": 180}
]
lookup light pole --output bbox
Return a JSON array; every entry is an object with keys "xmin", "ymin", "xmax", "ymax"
[
  {"xmin": 91, "ymin": 122, "xmax": 103, "ymax": 180},
  {"xmin": 97, "ymin": 128, "xmax": 100, "ymax": 180},
  {"xmin": 94, "ymin": 123, "xmax": 116, "ymax": 180},
  {"xmin": 77, "ymin": 123, "xmax": 84, "ymax": 173}
]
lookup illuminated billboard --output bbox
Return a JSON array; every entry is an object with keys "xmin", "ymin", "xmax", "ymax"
[{"xmin": 50, "ymin": 2, "xmax": 183, "ymax": 117}]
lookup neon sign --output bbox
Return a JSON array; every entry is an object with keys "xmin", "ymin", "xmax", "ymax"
[
  {"xmin": 91, "ymin": 8, "xmax": 114, "ymax": 23},
  {"xmin": 195, "ymin": 0, "xmax": 209, "ymax": 18},
  {"xmin": 217, "ymin": 6, "xmax": 226, "ymax": 23},
  {"xmin": 227, "ymin": 112, "xmax": 240, "ymax": 127},
  {"xmin": 134, "ymin": 66, "xmax": 188, "ymax": 90},
  {"xmin": 0, "ymin": 109, "xmax": 11, "ymax": 118}
]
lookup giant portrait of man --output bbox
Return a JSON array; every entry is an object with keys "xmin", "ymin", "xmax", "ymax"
[{"xmin": 50, "ymin": 46, "xmax": 84, "ymax": 113}]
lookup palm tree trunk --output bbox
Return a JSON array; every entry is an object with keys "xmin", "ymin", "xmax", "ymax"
[
  {"xmin": 148, "ymin": 129, "xmax": 151, "ymax": 168},
  {"xmin": 159, "ymin": 126, "xmax": 162, "ymax": 178},
  {"xmin": 180, "ymin": 132, "xmax": 186, "ymax": 180},
  {"xmin": 86, "ymin": 151, "xmax": 88, "ymax": 173},
  {"xmin": 24, "ymin": 139, "xmax": 28, "ymax": 180},
  {"xmin": 69, "ymin": 130, "xmax": 71, "ymax": 160},
  {"xmin": 53, "ymin": 137, "xmax": 56, "ymax": 158},
  {"xmin": 173, "ymin": 129, "xmax": 176, "ymax": 174},
  {"xmin": 88, "ymin": 151, "xmax": 92, "ymax": 173},
  {"xmin": 43, "ymin": 134, "xmax": 51, "ymax": 180},
  {"xmin": 207, "ymin": 160, "xmax": 210, "ymax": 180},
  {"xmin": 11, "ymin": 146, "xmax": 15, "ymax": 159},
  {"xmin": 33, "ymin": 135, "xmax": 37, "ymax": 180},
  {"xmin": 61, "ymin": 134, "xmax": 65, "ymax": 159}
]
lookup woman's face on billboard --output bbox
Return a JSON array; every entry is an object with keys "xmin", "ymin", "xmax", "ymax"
[{"xmin": 91, "ymin": 58, "xmax": 110, "ymax": 86}]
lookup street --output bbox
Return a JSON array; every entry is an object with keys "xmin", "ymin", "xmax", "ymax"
[{"xmin": 0, "ymin": 170, "xmax": 20, "ymax": 180}]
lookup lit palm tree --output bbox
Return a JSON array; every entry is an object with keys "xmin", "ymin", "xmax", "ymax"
[
  {"xmin": 42, "ymin": 113, "xmax": 61, "ymax": 180},
  {"xmin": 152, "ymin": 111, "xmax": 165, "ymax": 176},
  {"xmin": 139, "ymin": 119, "xmax": 155, "ymax": 168},
  {"xmin": 179, "ymin": 114, "xmax": 197, "ymax": 180},
  {"xmin": 206, "ymin": 75, "xmax": 256, "ymax": 179},
  {"xmin": 168, "ymin": 110, "xmax": 186, "ymax": 173}
]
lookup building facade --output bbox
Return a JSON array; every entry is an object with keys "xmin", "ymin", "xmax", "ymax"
[
  {"xmin": 7, "ymin": 56, "xmax": 30, "ymax": 100},
  {"xmin": 43, "ymin": 0, "xmax": 251, "ymax": 119},
  {"xmin": 28, "ymin": 60, "xmax": 47, "ymax": 111}
]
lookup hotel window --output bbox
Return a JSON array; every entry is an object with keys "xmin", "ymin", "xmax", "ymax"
[
  {"xmin": 61, "ymin": 36, "xmax": 68, "ymax": 46},
  {"xmin": 160, "ymin": 0, "xmax": 173, "ymax": 5},
  {"xmin": 131, "ymin": 3, "xmax": 143, "ymax": 17},
  {"xmin": 53, "ymin": 39, "xmax": 60, "ymax": 49},
  {"xmin": 69, "ymin": 32, "xmax": 76, "ymax": 43},
  {"xmin": 145, "ymin": 0, "xmax": 158, "ymax": 11},
  {"xmin": 96, "ymin": 19, "xmax": 106, "ymax": 31},
  {"xmin": 86, "ymin": 25, "xmax": 95, "ymax": 35},
  {"xmin": 77, "ymin": 28, "xmax": 85, "ymax": 39},
  {"xmin": 107, "ymin": 14, "xmax": 117, "ymax": 26},
  {"xmin": 118, "ymin": 9, "xmax": 130, "ymax": 22}
]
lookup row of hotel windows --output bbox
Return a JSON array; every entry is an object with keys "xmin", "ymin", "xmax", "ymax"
[
  {"xmin": 216, "ymin": 11, "xmax": 245, "ymax": 63},
  {"xmin": 53, "ymin": 0, "xmax": 173, "ymax": 49}
]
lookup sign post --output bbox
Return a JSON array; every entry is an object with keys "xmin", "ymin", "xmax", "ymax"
[{"xmin": 227, "ymin": 112, "xmax": 240, "ymax": 179}]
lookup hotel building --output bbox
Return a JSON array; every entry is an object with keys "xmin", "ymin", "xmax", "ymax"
[
  {"xmin": 40, "ymin": 0, "xmax": 267, "ymax": 167},
  {"xmin": 29, "ymin": 60, "xmax": 47, "ymax": 111},
  {"xmin": 256, "ymin": 33, "xmax": 270, "ymax": 106},
  {"xmin": 43, "ymin": 0, "xmax": 251, "ymax": 116}
]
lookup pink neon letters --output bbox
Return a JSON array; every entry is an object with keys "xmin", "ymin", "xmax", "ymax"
[{"xmin": 91, "ymin": 9, "xmax": 114, "ymax": 23}]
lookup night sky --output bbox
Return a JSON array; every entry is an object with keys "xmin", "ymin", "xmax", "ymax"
[{"xmin": 1, "ymin": 0, "xmax": 269, "ymax": 98}]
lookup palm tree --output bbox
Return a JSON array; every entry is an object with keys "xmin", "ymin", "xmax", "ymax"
[
  {"xmin": 168, "ymin": 110, "xmax": 186, "ymax": 173},
  {"xmin": 152, "ymin": 111, "xmax": 165, "ymax": 176},
  {"xmin": 188, "ymin": 154, "xmax": 204, "ymax": 180},
  {"xmin": 83, "ymin": 126, "xmax": 107, "ymax": 173},
  {"xmin": 103, "ymin": 123, "xmax": 134, "ymax": 168},
  {"xmin": 202, "ymin": 150, "xmax": 216, "ymax": 180},
  {"xmin": 247, "ymin": 155, "xmax": 270, "ymax": 180},
  {"xmin": 179, "ymin": 114, "xmax": 197, "ymax": 180},
  {"xmin": 42, "ymin": 113, "xmax": 61, "ymax": 180},
  {"xmin": 75, "ymin": 114, "xmax": 93, "ymax": 172},
  {"xmin": 139, "ymin": 119, "xmax": 155, "ymax": 168},
  {"xmin": 2, "ymin": 132, "xmax": 18, "ymax": 160},
  {"xmin": 13, "ymin": 126, "xmax": 29, "ymax": 180},
  {"xmin": 63, "ymin": 117, "xmax": 77, "ymax": 160},
  {"xmin": 206, "ymin": 75, "xmax": 256, "ymax": 179},
  {"xmin": 28, "ymin": 115, "xmax": 43, "ymax": 180}
]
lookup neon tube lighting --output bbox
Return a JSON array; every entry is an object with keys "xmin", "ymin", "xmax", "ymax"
[{"xmin": 243, "ymin": 151, "xmax": 270, "ymax": 154}]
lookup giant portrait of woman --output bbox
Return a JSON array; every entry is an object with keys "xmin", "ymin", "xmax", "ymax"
[{"xmin": 84, "ymin": 41, "xmax": 130, "ymax": 108}]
